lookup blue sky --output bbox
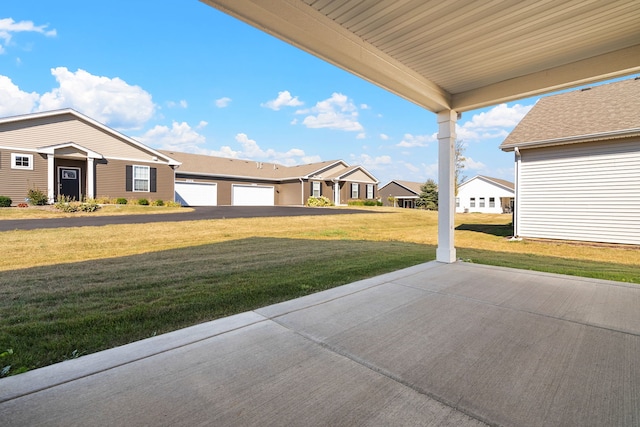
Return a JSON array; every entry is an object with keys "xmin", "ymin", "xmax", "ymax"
[{"xmin": 1, "ymin": 1, "xmax": 635, "ymax": 186}]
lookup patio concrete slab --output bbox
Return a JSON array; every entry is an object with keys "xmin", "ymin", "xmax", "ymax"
[{"xmin": 2, "ymin": 261, "xmax": 640, "ymax": 426}]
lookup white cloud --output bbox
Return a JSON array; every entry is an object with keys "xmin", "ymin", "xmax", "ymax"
[
  {"xmin": 458, "ymin": 103, "xmax": 532, "ymax": 142},
  {"xmin": 349, "ymin": 153, "xmax": 392, "ymax": 171},
  {"xmin": 262, "ymin": 90, "xmax": 303, "ymax": 111},
  {"xmin": 0, "ymin": 75, "xmax": 39, "ymax": 116},
  {"xmin": 396, "ymin": 132, "xmax": 436, "ymax": 148},
  {"xmin": 137, "ymin": 121, "xmax": 207, "ymax": 153},
  {"xmin": 379, "ymin": 133, "xmax": 389, "ymax": 141},
  {"xmin": 209, "ymin": 133, "xmax": 317, "ymax": 166},
  {"xmin": 298, "ymin": 92, "xmax": 363, "ymax": 131},
  {"xmin": 0, "ymin": 18, "xmax": 57, "ymax": 53},
  {"xmin": 463, "ymin": 156, "xmax": 486, "ymax": 170},
  {"xmin": 167, "ymin": 99, "xmax": 187, "ymax": 108},
  {"xmin": 215, "ymin": 97, "xmax": 231, "ymax": 108},
  {"xmin": 356, "ymin": 132, "xmax": 366, "ymax": 140},
  {"xmin": 38, "ymin": 67, "xmax": 155, "ymax": 130}
]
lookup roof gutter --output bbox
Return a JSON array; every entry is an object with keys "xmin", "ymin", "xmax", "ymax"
[{"xmin": 501, "ymin": 128, "xmax": 640, "ymax": 152}]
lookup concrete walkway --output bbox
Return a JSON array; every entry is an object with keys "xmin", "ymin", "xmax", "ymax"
[{"xmin": 2, "ymin": 261, "xmax": 640, "ymax": 426}]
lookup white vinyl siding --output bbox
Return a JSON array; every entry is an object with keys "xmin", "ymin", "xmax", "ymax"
[{"xmin": 517, "ymin": 139, "xmax": 640, "ymax": 245}]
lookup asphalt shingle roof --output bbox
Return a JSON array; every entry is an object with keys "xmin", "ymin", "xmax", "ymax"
[{"xmin": 501, "ymin": 77, "xmax": 640, "ymax": 150}]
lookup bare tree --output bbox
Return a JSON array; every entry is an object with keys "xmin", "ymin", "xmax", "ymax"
[{"xmin": 455, "ymin": 139, "xmax": 467, "ymax": 196}]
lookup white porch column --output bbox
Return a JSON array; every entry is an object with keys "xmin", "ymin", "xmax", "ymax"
[
  {"xmin": 87, "ymin": 157, "xmax": 95, "ymax": 199},
  {"xmin": 47, "ymin": 154, "xmax": 55, "ymax": 203},
  {"xmin": 436, "ymin": 110, "xmax": 457, "ymax": 263}
]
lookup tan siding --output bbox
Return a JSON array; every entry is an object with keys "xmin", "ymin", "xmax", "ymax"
[
  {"xmin": 0, "ymin": 114, "xmax": 162, "ymax": 162},
  {"xmin": 379, "ymin": 182, "xmax": 419, "ymax": 206},
  {"xmin": 95, "ymin": 159, "xmax": 175, "ymax": 203},
  {"xmin": 518, "ymin": 138, "xmax": 640, "ymax": 245},
  {"xmin": 279, "ymin": 181, "xmax": 303, "ymax": 205},
  {"xmin": 340, "ymin": 169, "xmax": 376, "ymax": 183},
  {"xmin": 0, "ymin": 150, "xmax": 48, "ymax": 204}
]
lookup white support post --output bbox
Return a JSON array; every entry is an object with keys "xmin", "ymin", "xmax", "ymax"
[
  {"xmin": 87, "ymin": 157, "xmax": 95, "ymax": 199},
  {"xmin": 47, "ymin": 154, "xmax": 55, "ymax": 204},
  {"xmin": 436, "ymin": 110, "xmax": 457, "ymax": 263}
]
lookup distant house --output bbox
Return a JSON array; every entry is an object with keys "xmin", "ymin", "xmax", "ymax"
[
  {"xmin": 456, "ymin": 175, "xmax": 514, "ymax": 214},
  {"xmin": 162, "ymin": 151, "xmax": 379, "ymax": 206},
  {"xmin": 0, "ymin": 109, "xmax": 180, "ymax": 204},
  {"xmin": 500, "ymin": 77, "xmax": 640, "ymax": 245},
  {"xmin": 378, "ymin": 180, "xmax": 422, "ymax": 208}
]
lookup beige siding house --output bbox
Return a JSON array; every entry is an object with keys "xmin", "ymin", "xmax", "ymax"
[
  {"xmin": 0, "ymin": 109, "xmax": 180, "ymax": 204},
  {"xmin": 162, "ymin": 150, "xmax": 379, "ymax": 206},
  {"xmin": 379, "ymin": 180, "xmax": 422, "ymax": 208},
  {"xmin": 500, "ymin": 77, "xmax": 640, "ymax": 245}
]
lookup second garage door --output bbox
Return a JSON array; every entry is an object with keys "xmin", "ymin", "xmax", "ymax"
[
  {"xmin": 175, "ymin": 182, "xmax": 217, "ymax": 206},
  {"xmin": 232, "ymin": 184, "xmax": 275, "ymax": 206}
]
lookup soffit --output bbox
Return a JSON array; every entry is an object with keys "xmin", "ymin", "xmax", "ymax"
[{"xmin": 201, "ymin": 0, "xmax": 640, "ymax": 113}]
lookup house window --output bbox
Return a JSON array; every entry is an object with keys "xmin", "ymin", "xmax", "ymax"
[
  {"xmin": 366, "ymin": 184, "xmax": 374, "ymax": 199},
  {"xmin": 11, "ymin": 153, "xmax": 33, "ymax": 170},
  {"xmin": 351, "ymin": 183, "xmax": 359, "ymax": 199},
  {"xmin": 133, "ymin": 165, "xmax": 150, "ymax": 192},
  {"xmin": 456, "ymin": 197, "xmax": 460, "ymax": 208},
  {"xmin": 479, "ymin": 197, "xmax": 485, "ymax": 208},
  {"xmin": 489, "ymin": 197, "xmax": 495, "ymax": 208},
  {"xmin": 470, "ymin": 197, "xmax": 475, "ymax": 208},
  {"xmin": 312, "ymin": 181, "xmax": 321, "ymax": 197}
]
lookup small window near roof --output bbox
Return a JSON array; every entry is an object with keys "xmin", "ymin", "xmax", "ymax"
[{"xmin": 11, "ymin": 153, "xmax": 33, "ymax": 170}]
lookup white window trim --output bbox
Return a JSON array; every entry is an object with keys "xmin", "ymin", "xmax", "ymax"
[
  {"xmin": 351, "ymin": 183, "xmax": 359, "ymax": 199},
  {"xmin": 11, "ymin": 153, "xmax": 34, "ymax": 170},
  {"xmin": 133, "ymin": 165, "xmax": 150, "ymax": 192},
  {"xmin": 366, "ymin": 184, "xmax": 374, "ymax": 199},
  {"xmin": 312, "ymin": 181, "xmax": 321, "ymax": 197},
  {"xmin": 479, "ymin": 197, "xmax": 485, "ymax": 208}
]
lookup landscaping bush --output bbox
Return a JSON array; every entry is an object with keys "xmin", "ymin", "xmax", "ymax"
[
  {"xmin": 137, "ymin": 198, "xmax": 149, "ymax": 206},
  {"xmin": 306, "ymin": 195, "xmax": 332, "ymax": 207},
  {"xmin": 165, "ymin": 200, "xmax": 182, "ymax": 207},
  {"xmin": 27, "ymin": 188, "xmax": 48, "ymax": 206},
  {"xmin": 0, "ymin": 196, "xmax": 11, "ymax": 207},
  {"xmin": 115, "ymin": 198, "xmax": 128, "ymax": 205},
  {"xmin": 152, "ymin": 199, "xmax": 164, "ymax": 206}
]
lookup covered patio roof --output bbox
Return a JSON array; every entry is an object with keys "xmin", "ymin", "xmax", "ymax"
[{"xmin": 199, "ymin": 0, "xmax": 640, "ymax": 261}]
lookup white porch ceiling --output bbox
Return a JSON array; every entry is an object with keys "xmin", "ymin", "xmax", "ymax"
[{"xmin": 200, "ymin": 0, "xmax": 640, "ymax": 113}]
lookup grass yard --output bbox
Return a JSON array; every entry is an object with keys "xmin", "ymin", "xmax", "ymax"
[{"xmin": 1, "ymin": 206, "xmax": 639, "ymax": 376}]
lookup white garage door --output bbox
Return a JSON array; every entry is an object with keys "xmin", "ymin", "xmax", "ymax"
[
  {"xmin": 175, "ymin": 182, "xmax": 217, "ymax": 206},
  {"xmin": 232, "ymin": 184, "xmax": 274, "ymax": 206}
]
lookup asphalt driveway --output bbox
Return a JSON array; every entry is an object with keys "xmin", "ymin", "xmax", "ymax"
[{"xmin": 0, "ymin": 206, "xmax": 376, "ymax": 231}]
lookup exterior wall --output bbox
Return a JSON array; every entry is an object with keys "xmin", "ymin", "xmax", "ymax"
[
  {"xmin": 517, "ymin": 138, "xmax": 640, "ymax": 245},
  {"xmin": 174, "ymin": 174, "xmax": 283, "ymax": 206},
  {"xmin": 338, "ymin": 181, "xmax": 377, "ymax": 204},
  {"xmin": 96, "ymin": 158, "xmax": 175, "ymax": 203},
  {"xmin": 379, "ymin": 182, "xmax": 418, "ymax": 207},
  {"xmin": 456, "ymin": 178, "xmax": 514, "ymax": 214},
  {"xmin": 0, "ymin": 114, "xmax": 160, "ymax": 161},
  {"xmin": 279, "ymin": 180, "xmax": 304, "ymax": 205},
  {"xmin": 0, "ymin": 149, "xmax": 48, "ymax": 204}
]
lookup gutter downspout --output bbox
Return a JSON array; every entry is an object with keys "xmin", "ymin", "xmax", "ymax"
[
  {"xmin": 514, "ymin": 147, "xmax": 521, "ymax": 238},
  {"xmin": 299, "ymin": 178, "xmax": 304, "ymax": 206}
]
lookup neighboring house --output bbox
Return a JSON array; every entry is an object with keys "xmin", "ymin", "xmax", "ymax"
[
  {"xmin": 500, "ymin": 77, "xmax": 640, "ymax": 245},
  {"xmin": 456, "ymin": 175, "xmax": 514, "ymax": 214},
  {"xmin": 0, "ymin": 109, "xmax": 180, "ymax": 204},
  {"xmin": 379, "ymin": 180, "xmax": 422, "ymax": 208},
  {"xmin": 160, "ymin": 151, "xmax": 379, "ymax": 206}
]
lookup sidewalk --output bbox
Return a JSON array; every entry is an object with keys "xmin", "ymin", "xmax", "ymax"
[{"xmin": 2, "ymin": 261, "xmax": 639, "ymax": 426}]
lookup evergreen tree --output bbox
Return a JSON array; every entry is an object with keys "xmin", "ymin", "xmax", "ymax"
[{"xmin": 416, "ymin": 179, "xmax": 438, "ymax": 210}]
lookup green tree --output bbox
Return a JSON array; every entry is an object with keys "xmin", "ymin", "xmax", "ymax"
[
  {"xmin": 455, "ymin": 139, "xmax": 467, "ymax": 196},
  {"xmin": 416, "ymin": 179, "xmax": 438, "ymax": 210}
]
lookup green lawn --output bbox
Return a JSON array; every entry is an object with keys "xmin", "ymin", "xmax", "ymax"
[{"xmin": 1, "ymin": 207, "xmax": 638, "ymax": 376}]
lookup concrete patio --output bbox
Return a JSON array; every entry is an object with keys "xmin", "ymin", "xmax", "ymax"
[{"xmin": 2, "ymin": 261, "xmax": 639, "ymax": 426}]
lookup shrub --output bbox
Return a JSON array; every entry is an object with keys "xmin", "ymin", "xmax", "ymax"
[
  {"xmin": 306, "ymin": 196, "xmax": 332, "ymax": 207},
  {"xmin": 165, "ymin": 200, "xmax": 182, "ymax": 207},
  {"xmin": 137, "ymin": 198, "xmax": 149, "ymax": 206},
  {"xmin": 0, "ymin": 196, "xmax": 11, "ymax": 207},
  {"xmin": 152, "ymin": 199, "xmax": 164, "ymax": 206},
  {"xmin": 347, "ymin": 199, "xmax": 364, "ymax": 206},
  {"xmin": 54, "ymin": 196, "xmax": 100, "ymax": 213},
  {"xmin": 27, "ymin": 188, "xmax": 48, "ymax": 205},
  {"xmin": 94, "ymin": 196, "xmax": 112, "ymax": 204},
  {"xmin": 115, "ymin": 198, "xmax": 128, "ymax": 205}
]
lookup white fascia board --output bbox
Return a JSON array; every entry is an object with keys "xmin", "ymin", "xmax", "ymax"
[
  {"xmin": 37, "ymin": 142, "xmax": 103, "ymax": 159},
  {"xmin": 501, "ymin": 128, "xmax": 640, "ymax": 152}
]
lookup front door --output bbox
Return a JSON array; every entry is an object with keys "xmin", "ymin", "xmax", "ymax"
[{"xmin": 58, "ymin": 167, "xmax": 81, "ymax": 201}]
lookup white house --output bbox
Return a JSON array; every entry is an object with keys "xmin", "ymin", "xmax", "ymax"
[
  {"xmin": 456, "ymin": 175, "xmax": 514, "ymax": 214},
  {"xmin": 500, "ymin": 77, "xmax": 640, "ymax": 245}
]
